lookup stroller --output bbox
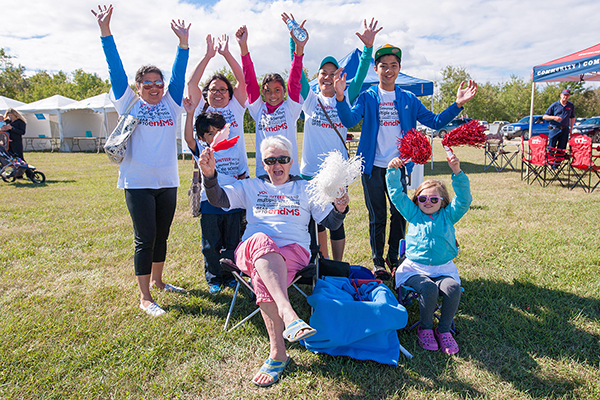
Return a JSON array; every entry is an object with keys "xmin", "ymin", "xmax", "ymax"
[{"xmin": 0, "ymin": 132, "xmax": 46, "ymax": 184}]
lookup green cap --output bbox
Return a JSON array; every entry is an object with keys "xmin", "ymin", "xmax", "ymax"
[
  {"xmin": 319, "ymin": 56, "xmax": 339, "ymax": 70},
  {"xmin": 374, "ymin": 44, "xmax": 402, "ymax": 63}
]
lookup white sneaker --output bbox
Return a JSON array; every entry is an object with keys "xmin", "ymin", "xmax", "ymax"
[{"xmin": 139, "ymin": 302, "xmax": 165, "ymax": 317}]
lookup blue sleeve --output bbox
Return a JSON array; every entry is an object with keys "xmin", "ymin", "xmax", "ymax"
[
  {"xmin": 447, "ymin": 171, "xmax": 472, "ymax": 224},
  {"xmin": 101, "ymin": 35, "xmax": 128, "ymax": 100},
  {"xmin": 290, "ymin": 38, "xmax": 310, "ymax": 100},
  {"xmin": 347, "ymin": 46, "xmax": 372, "ymax": 104},
  {"xmin": 416, "ymin": 101, "xmax": 462, "ymax": 130},
  {"xmin": 168, "ymin": 46, "xmax": 189, "ymax": 106},
  {"xmin": 386, "ymin": 168, "xmax": 419, "ymax": 221},
  {"xmin": 336, "ymin": 93, "xmax": 364, "ymax": 128}
]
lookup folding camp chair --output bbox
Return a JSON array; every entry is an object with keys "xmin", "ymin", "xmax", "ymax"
[
  {"xmin": 521, "ymin": 135, "xmax": 548, "ymax": 185},
  {"xmin": 484, "ymin": 134, "xmax": 519, "ymax": 172},
  {"xmin": 567, "ymin": 134, "xmax": 600, "ymax": 192},
  {"xmin": 395, "ymin": 239, "xmax": 464, "ymax": 335},
  {"xmin": 220, "ymin": 219, "xmax": 320, "ymax": 332}
]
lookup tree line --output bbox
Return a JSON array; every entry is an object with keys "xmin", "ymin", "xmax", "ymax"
[{"xmin": 2, "ymin": 49, "xmax": 599, "ymax": 128}]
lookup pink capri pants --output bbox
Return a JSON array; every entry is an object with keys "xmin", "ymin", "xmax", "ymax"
[{"xmin": 235, "ymin": 232, "xmax": 310, "ymax": 304}]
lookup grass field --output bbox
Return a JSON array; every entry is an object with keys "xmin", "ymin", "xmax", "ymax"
[{"xmin": 1, "ymin": 138, "xmax": 599, "ymax": 399}]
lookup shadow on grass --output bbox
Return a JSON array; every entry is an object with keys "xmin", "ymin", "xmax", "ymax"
[{"xmin": 4, "ymin": 179, "xmax": 75, "ymax": 187}]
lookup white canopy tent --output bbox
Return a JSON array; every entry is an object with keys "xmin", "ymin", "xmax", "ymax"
[
  {"xmin": 59, "ymin": 93, "xmax": 118, "ymax": 152},
  {"xmin": 0, "ymin": 96, "xmax": 25, "ymax": 114},
  {"xmin": 16, "ymin": 95, "xmax": 76, "ymax": 151}
]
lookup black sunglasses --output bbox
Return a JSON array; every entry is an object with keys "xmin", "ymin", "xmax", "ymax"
[
  {"xmin": 417, "ymin": 195, "xmax": 442, "ymax": 204},
  {"xmin": 263, "ymin": 156, "xmax": 291, "ymax": 166}
]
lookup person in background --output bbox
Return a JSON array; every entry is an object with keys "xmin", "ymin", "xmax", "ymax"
[
  {"xmin": 543, "ymin": 89, "xmax": 575, "ymax": 150},
  {"xmin": 1, "ymin": 108, "xmax": 27, "ymax": 162},
  {"xmin": 92, "ymin": 4, "xmax": 189, "ymax": 316}
]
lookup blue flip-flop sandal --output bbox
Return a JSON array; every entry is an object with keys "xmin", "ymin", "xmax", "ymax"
[
  {"xmin": 251, "ymin": 356, "xmax": 290, "ymax": 387},
  {"xmin": 283, "ymin": 319, "xmax": 317, "ymax": 343}
]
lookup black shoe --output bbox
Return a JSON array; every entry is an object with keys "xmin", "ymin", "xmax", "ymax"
[{"xmin": 374, "ymin": 266, "xmax": 391, "ymax": 281}]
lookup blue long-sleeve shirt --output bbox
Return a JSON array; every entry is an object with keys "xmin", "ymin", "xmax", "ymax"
[{"xmin": 100, "ymin": 35, "xmax": 188, "ymax": 105}]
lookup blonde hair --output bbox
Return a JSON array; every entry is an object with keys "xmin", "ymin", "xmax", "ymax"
[
  {"xmin": 4, "ymin": 108, "xmax": 25, "ymax": 122},
  {"xmin": 412, "ymin": 179, "xmax": 451, "ymax": 208}
]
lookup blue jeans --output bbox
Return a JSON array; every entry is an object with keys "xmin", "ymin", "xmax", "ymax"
[
  {"xmin": 200, "ymin": 211, "xmax": 243, "ymax": 285},
  {"xmin": 362, "ymin": 166, "xmax": 407, "ymax": 267}
]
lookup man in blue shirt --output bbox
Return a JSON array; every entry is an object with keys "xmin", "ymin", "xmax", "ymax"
[{"xmin": 543, "ymin": 89, "xmax": 575, "ymax": 150}]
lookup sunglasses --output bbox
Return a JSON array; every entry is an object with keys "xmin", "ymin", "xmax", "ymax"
[
  {"xmin": 263, "ymin": 156, "xmax": 291, "ymax": 166},
  {"xmin": 208, "ymin": 88, "xmax": 228, "ymax": 95},
  {"xmin": 141, "ymin": 80, "xmax": 164, "ymax": 89},
  {"xmin": 417, "ymin": 195, "xmax": 442, "ymax": 204}
]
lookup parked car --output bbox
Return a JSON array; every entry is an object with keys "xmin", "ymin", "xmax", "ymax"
[
  {"xmin": 480, "ymin": 121, "xmax": 489, "ymax": 132},
  {"xmin": 574, "ymin": 117, "xmax": 587, "ymax": 126},
  {"xmin": 572, "ymin": 116, "xmax": 600, "ymax": 142},
  {"xmin": 433, "ymin": 118, "xmax": 473, "ymax": 138},
  {"xmin": 501, "ymin": 115, "xmax": 551, "ymax": 140}
]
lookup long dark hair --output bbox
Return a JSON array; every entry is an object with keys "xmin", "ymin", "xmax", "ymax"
[
  {"xmin": 261, "ymin": 73, "xmax": 286, "ymax": 91},
  {"xmin": 202, "ymin": 74, "xmax": 234, "ymax": 102}
]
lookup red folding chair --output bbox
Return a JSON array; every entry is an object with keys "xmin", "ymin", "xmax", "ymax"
[
  {"xmin": 521, "ymin": 135, "xmax": 548, "ymax": 186},
  {"xmin": 567, "ymin": 134, "xmax": 600, "ymax": 193}
]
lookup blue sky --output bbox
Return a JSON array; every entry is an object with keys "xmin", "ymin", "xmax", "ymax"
[{"xmin": 1, "ymin": 0, "xmax": 599, "ymax": 89}]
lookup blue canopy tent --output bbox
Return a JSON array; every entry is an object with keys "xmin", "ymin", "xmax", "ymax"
[
  {"xmin": 309, "ymin": 48, "xmax": 434, "ymax": 97},
  {"xmin": 528, "ymin": 42, "xmax": 600, "ymax": 133}
]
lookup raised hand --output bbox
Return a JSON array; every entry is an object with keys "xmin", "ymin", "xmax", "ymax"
[
  {"xmin": 205, "ymin": 34, "xmax": 217, "ymax": 58},
  {"xmin": 387, "ymin": 157, "xmax": 406, "ymax": 169},
  {"xmin": 456, "ymin": 80, "xmax": 477, "ymax": 108},
  {"xmin": 217, "ymin": 34, "xmax": 230, "ymax": 55},
  {"xmin": 91, "ymin": 4, "xmax": 113, "ymax": 37},
  {"xmin": 356, "ymin": 18, "xmax": 382, "ymax": 48},
  {"xmin": 199, "ymin": 147, "xmax": 216, "ymax": 178},
  {"xmin": 447, "ymin": 154, "xmax": 461, "ymax": 175},
  {"xmin": 334, "ymin": 67, "xmax": 347, "ymax": 101},
  {"xmin": 171, "ymin": 19, "xmax": 190, "ymax": 47},
  {"xmin": 182, "ymin": 96, "xmax": 197, "ymax": 114},
  {"xmin": 235, "ymin": 25, "xmax": 249, "ymax": 55}
]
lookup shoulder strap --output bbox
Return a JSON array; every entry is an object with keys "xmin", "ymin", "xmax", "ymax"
[{"xmin": 317, "ymin": 96, "xmax": 348, "ymax": 154}]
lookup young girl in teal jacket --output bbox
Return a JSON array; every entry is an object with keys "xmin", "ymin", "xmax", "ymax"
[{"xmin": 386, "ymin": 154, "xmax": 472, "ymax": 354}]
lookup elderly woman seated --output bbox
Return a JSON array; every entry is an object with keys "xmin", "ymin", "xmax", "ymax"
[{"xmin": 199, "ymin": 135, "xmax": 349, "ymax": 387}]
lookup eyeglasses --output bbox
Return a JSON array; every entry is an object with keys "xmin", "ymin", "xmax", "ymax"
[
  {"xmin": 208, "ymin": 88, "xmax": 229, "ymax": 95},
  {"xmin": 417, "ymin": 195, "xmax": 442, "ymax": 204},
  {"xmin": 141, "ymin": 80, "xmax": 164, "ymax": 89},
  {"xmin": 263, "ymin": 156, "xmax": 291, "ymax": 166}
]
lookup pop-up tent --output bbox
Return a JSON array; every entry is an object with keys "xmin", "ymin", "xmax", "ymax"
[
  {"xmin": 309, "ymin": 48, "xmax": 434, "ymax": 97},
  {"xmin": 59, "ymin": 93, "xmax": 118, "ymax": 151},
  {"xmin": 528, "ymin": 43, "xmax": 600, "ymax": 133},
  {"xmin": 16, "ymin": 95, "xmax": 76, "ymax": 150},
  {"xmin": 0, "ymin": 96, "xmax": 25, "ymax": 114}
]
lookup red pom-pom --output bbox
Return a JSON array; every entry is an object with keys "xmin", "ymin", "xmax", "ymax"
[
  {"xmin": 397, "ymin": 129, "xmax": 432, "ymax": 165},
  {"xmin": 441, "ymin": 120, "xmax": 487, "ymax": 149}
]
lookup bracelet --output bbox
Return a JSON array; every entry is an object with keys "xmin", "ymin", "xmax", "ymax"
[{"xmin": 179, "ymin": 44, "xmax": 189, "ymax": 50}]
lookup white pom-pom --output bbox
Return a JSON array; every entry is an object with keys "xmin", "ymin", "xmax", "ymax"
[{"xmin": 307, "ymin": 150, "xmax": 363, "ymax": 208}]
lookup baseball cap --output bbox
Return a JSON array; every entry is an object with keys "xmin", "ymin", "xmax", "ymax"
[
  {"xmin": 319, "ymin": 56, "xmax": 339, "ymax": 70},
  {"xmin": 374, "ymin": 44, "xmax": 402, "ymax": 63},
  {"xmin": 561, "ymin": 89, "xmax": 572, "ymax": 95}
]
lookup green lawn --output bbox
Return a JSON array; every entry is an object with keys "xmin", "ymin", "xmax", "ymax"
[{"xmin": 1, "ymin": 139, "xmax": 599, "ymax": 399}]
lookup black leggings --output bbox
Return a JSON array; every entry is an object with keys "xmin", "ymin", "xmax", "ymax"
[{"xmin": 125, "ymin": 187, "xmax": 177, "ymax": 276}]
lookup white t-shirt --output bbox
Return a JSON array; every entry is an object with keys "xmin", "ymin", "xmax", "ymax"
[
  {"xmin": 301, "ymin": 90, "xmax": 349, "ymax": 177},
  {"xmin": 222, "ymin": 178, "xmax": 332, "ymax": 252},
  {"xmin": 111, "ymin": 86, "xmax": 182, "ymax": 189},
  {"xmin": 246, "ymin": 98, "xmax": 303, "ymax": 177},
  {"xmin": 193, "ymin": 96, "xmax": 248, "ymax": 158},
  {"xmin": 193, "ymin": 139, "xmax": 248, "ymax": 202},
  {"xmin": 374, "ymin": 88, "xmax": 401, "ymax": 168}
]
